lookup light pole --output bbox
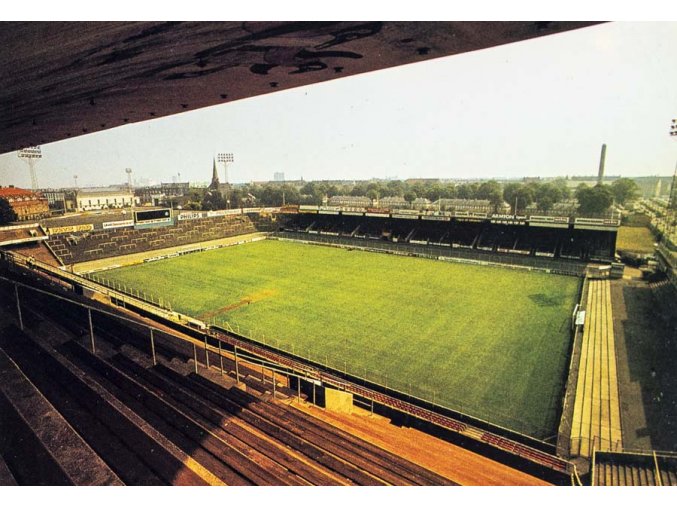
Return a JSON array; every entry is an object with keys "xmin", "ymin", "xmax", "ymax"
[
  {"xmin": 667, "ymin": 118, "xmax": 677, "ymax": 244},
  {"xmin": 217, "ymin": 153, "xmax": 234, "ymax": 184},
  {"xmin": 17, "ymin": 146, "xmax": 42, "ymax": 191},
  {"xmin": 217, "ymin": 153, "xmax": 234, "ymax": 209}
]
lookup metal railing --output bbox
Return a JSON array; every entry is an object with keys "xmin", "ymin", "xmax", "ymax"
[{"xmin": 556, "ymin": 276, "xmax": 590, "ymax": 458}]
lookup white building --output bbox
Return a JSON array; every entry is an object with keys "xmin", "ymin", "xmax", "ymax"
[{"xmin": 76, "ymin": 188, "xmax": 138, "ymax": 211}]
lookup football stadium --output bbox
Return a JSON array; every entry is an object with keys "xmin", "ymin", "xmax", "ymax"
[
  {"xmin": 99, "ymin": 237, "xmax": 581, "ymax": 438},
  {"xmin": 1, "ymin": 21, "xmax": 676, "ymax": 488}
]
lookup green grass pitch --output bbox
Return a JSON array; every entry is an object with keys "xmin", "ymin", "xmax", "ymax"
[
  {"xmin": 103, "ymin": 239, "xmax": 581, "ymax": 438},
  {"xmin": 616, "ymin": 226, "xmax": 656, "ymax": 254}
]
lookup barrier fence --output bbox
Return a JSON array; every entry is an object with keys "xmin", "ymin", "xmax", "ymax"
[{"xmin": 556, "ymin": 276, "xmax": 590, "ymax": 458}]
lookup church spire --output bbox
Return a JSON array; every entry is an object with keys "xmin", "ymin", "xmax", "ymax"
[{"xmin": 209, "ymin": 157, "xmax": 220, "ymax": 189}]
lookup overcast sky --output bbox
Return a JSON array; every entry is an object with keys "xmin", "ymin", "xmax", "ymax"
[{"xmin": 1, "ymin": 21, "xmax": 676, "ymax": 189}]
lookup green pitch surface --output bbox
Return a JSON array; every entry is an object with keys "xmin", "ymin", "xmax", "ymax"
[
  {"xmin": 616, "ymin": 226, "xmax": 656, "ymax": 254},
  {"xmin": 103, "ymin": 239, "xmax": 580, "ymax": 438}
]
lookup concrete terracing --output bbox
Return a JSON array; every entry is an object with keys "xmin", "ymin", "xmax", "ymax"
[{"xmin": 570, "ymin": 279, "xmax": 623, "ymax": 457}]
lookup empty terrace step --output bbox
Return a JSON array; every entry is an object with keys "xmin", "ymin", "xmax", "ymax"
[
  {"xmin": 110, "ymin": 354, "xmax": 318, "ymax": 486},
  {"xmin": 0, "ymin": 326, "xmax": 217, "ymax": 485},
  {"xmin": 662, "ymin": 468, "xmax": 677, "ymax": 486},
  {"xmin": 0, "ymin": 348, "xmax": 123, "ymax": 485},
  {"xmin": 152, "ymin": 362, "xmax": 386, "ymax": 485},
  {"xmin": 111, "ymin": 354, "xmax": 345, "ymax": 486},
  {"xmin": 190, "ymin": 372, "xmax": 455, "ymax": 486},
  {"xmin": 58, "ymin": 341, "xmax": 262, "ymax": 486},
  {"xmin": 174, "ymin": 368, "xmax": 428, "ymax": 486},
  {"xmin": 0, "ymin": 332, "xmax": 163, "ymax": 485},
  {"xmin": 0, "ymin": 454, "xmax": 18, "ymax": 486}
]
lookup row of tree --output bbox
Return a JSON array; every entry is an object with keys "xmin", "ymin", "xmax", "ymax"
[
  {"xmin": 0, "ymin": 177, "xmax": 641, "ymax": 226},
  {"xmin": 169, "ymin": 177, "xmax": 640, "ymax": 214}
]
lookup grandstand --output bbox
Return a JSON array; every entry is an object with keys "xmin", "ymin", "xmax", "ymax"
[
  {"xmin": 44, "ymin": 212, "xmax": 274, "ymax": 265},
  {"xmin": 281, "ymin": 209, "xmax": 618, "ymax": 265}
]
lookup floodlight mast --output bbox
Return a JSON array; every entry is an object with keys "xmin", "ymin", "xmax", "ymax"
[
  {"xmin": 667, "ymin": 119, "xmax": 677, "ymax": 243},
  {"xmin": 217, "ymin": 152, "xmax": 234, "ymax": 184},
  {"xmin": 125, "ymin": 168, "xmax": 133, "ymax": 189},
  {"xmin": 17, "ymin": 146, "xmax": 42, "ymax": 191},
  {"xmin": 217, "ymin": 153, "xmax": 234, "ymax": 209}
]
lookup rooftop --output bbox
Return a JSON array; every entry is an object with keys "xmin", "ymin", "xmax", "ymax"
[{"xmin": 0, "ymin": 187, "xmax": 37, "ymax": 198}]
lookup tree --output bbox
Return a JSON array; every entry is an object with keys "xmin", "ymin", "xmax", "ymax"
[
  {"xmin": 201, "ymin": 190, "xmax": 226, "ymax": 211},
  {"xmin": 610, "ymin": 178, "xmax": 640, "ymax": 205},
  {"xmin": 534, "ymin": 182, "xmax": 563, "ymax": 212},
  {"xmin": 403, "ymin": 190, "xmax": 417, "ymax": 203},
  {"xmin": 386, "ymin": 180, "xmax": 404, "ymax": 197},
  {"xmin": 503, "ymin": 182, "xmax": 534, "ymax": 212},
  {"xmin": 576, "ymin": 184, "xmax": 614, "ymax": 215},
  {"xmin": 300, "ymin": 182, "xmax": 316, "ymax": 196},
  {"xmin": 513, "ymin": 186, "xmax": 534, "ymax": 212},
  {"xmin": 456, "ymin": 183, "xmax": 478, "ymax": 199},
  {"xmin": 0, "ymin": 198, "xmax": 17, "ymax": 225},
  {"xmin": 280, "ymin": 184, "xmax": 301, "ymax": 205},
  {"xmin": 350, "ymin": 182, "xmax": 369, "ymax": 197},
  {"xmin": 476, "ymin": 180, "xmax": 504, "ymax": 211},
  {"xmin": 442, "ymin": 183, "xmax": 458, "ymax": 199},
  {"xmin": 574, "ymin": 183, "xmax": 589, "ymax": 203},
  {"xmin": 503, "ymin": 182, "xmax": 521, "ymax": 210},
  {"xmin": 424, "ymin": 183, "xmax": 446, "ymax": 201},
  {"xmin": 552, "ymin": 178, "xmax": 572, "ymax": 200}
]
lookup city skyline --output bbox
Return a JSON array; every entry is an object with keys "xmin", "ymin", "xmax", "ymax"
[{"xmin": 1, "ymin": 21, "xmax": 676, "ymax": 190}]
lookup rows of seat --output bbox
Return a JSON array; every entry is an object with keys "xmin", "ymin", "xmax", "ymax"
[
  {"xmin": 275, "ymin": 230, "xmax": 589, "ymax": 277},
  {"xmin": 45, "ymin": 214, "xmax": 256, "ymax": 264},
  {"xmin": 0, "ymin": 286, "xmax": 454, "ymax": 485},
  {"xmin": 0, "ymin": 326, "xmax": 210, "ymax": 485},
  {"xmin": 0, "ymin": 348, "xmax": 124, "ymax": 485},
  {"xmin": 570, "ymin": 279, "xmax": 622, "ymax": 457},
  {"xmin": 286, "ymin": 214, "xmax": 615, "ymax": 262}
]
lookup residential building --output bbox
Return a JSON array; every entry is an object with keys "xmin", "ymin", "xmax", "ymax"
[
  {"xmin": 76, "ymin": 188, "xmax": 137, "ymax": 211},
  {"xmin": 0, "ymin": 186, "xmax": 50, "ymax": 221},
  {"xmin": 379, "ymin": 196, "xmax": 409, "ymax": 209},
  {"xmin": 327, "ymin": 195, "xmax": 372, "ymax": 207}
]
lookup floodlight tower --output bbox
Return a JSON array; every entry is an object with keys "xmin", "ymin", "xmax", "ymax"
[
  {"xmin": 217, "ymin": 153, "xmax": 234, "ymax": 184},
  {"xmin": 17, "ymin": 146, "xmax": 42, "ymax": 190},
  {"xmin": 73, "ymin": 175, "xmax": 78, "ymax": 189},
  {"xmin": 125, "ymin": 168, "xmax": 133, "ymax": 189},
  {"xmin": 667, "ymin": 118, "xmax": 677, "ymax": 243}
]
